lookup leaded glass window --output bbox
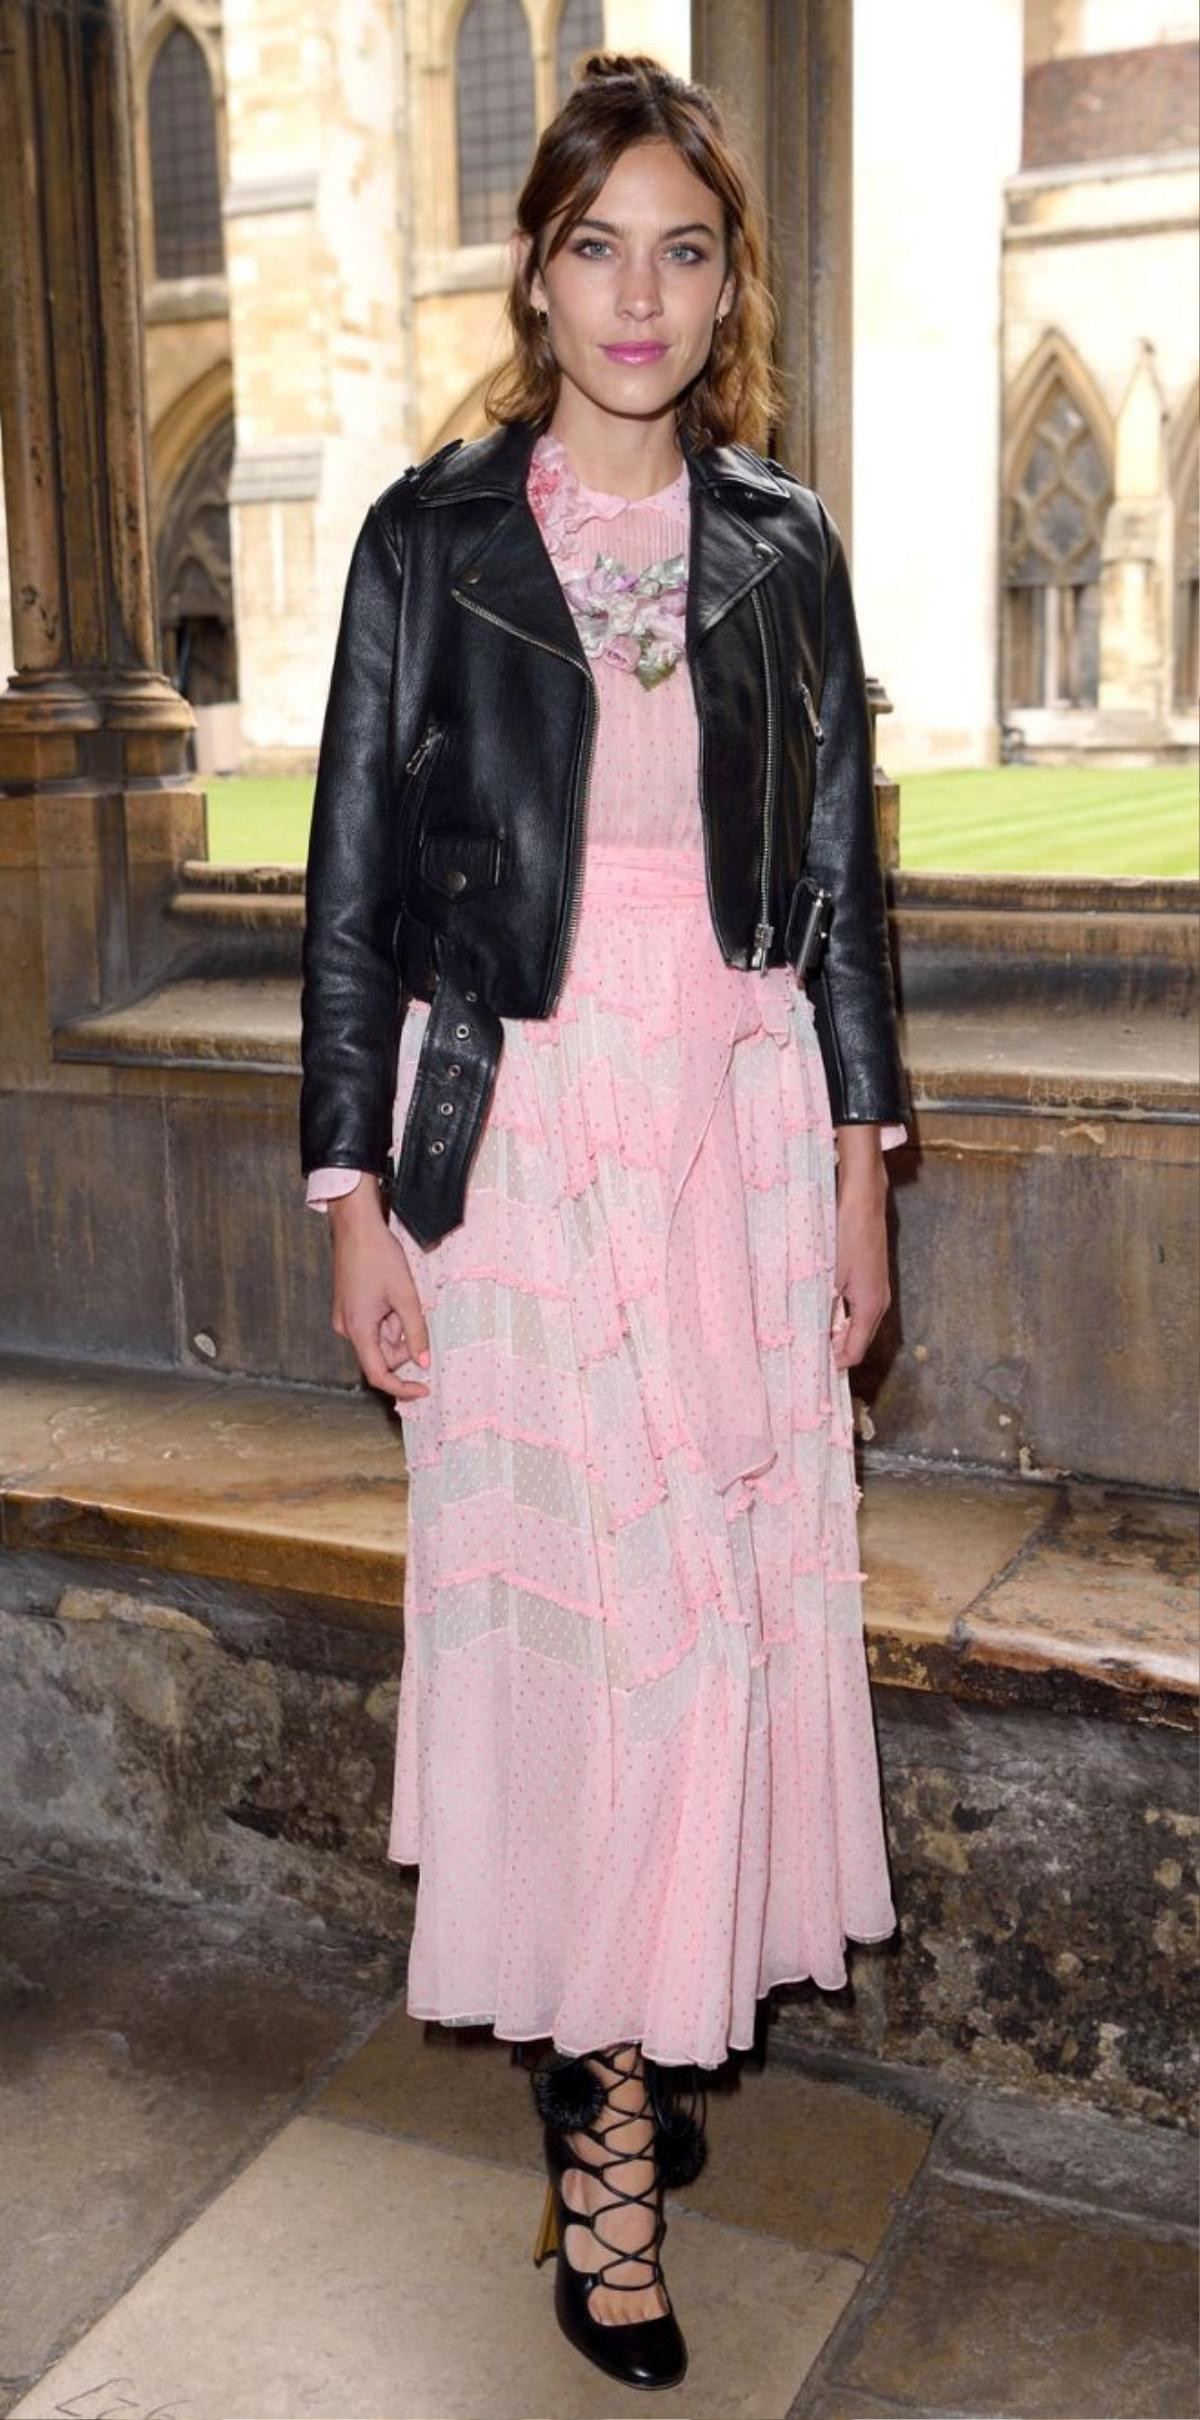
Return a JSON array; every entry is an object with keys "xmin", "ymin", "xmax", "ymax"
[
  {"xmin": 455, "ymin": 0, "xmax": 537, "ymax": 246},
  {"xmin": 1173, "ymin": 432, "xmax": 1199, "ymax": 708},
  {"xmin": 1003, "ymin": 384, "xmax": 1110, "ymax": 709},
  {"xmin": 148, "ymin": 23, "xmax": 224, "ymax": 281},
  {"xmin": 555, "ymin": 0, "xmax": 604, "ymax": 107}
]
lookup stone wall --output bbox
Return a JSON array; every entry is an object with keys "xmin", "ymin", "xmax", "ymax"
[{"xmin": 2, "ymin": 1542, "xmax": 1193, "ymax": 2125}]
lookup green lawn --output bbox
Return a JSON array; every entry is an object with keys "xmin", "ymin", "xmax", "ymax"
[
  {"xmin": 203, "ymin": 763, "xmax": 1199, "ymax": 879},
  {"xmin": 894, "ymin": 765, "xmax": 1198, "ymax": 878}
]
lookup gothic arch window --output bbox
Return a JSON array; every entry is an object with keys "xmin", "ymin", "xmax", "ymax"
[
  {"xmin": 148, "ymin": 22, "xmax": 224, "ymax": 281},
  {"xmin": 555, "ymin": 0, "xmax": 604, "ymax": 106},
  {"xmin": 157, "ymin": 416, "xmax": 238, "ymax": 706},
  {"xmin": 1172, "ymin": 420, "xmax": 1199, "ymax": 709},
  {"xmin": 455, "ymin": 0, "xmax": 536, "ymax": 246},
  {"xmin": 1003, "ymin": 381, "xmax": 1111, "ymax": 710}
]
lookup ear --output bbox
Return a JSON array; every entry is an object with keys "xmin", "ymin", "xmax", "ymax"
[
  {"xmin": 510, "ymin": 228, "xmax": 542, "ymax": 309},
  {"xmin": 719, "ymin": 270, "xmax": 736, "ymax": 320}
]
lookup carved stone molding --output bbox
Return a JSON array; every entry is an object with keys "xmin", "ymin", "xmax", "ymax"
[{"xmin": 0, "ymin": 0, "xmax": 192, "ymax": 765}]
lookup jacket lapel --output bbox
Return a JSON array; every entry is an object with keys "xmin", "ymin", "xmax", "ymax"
[{"xmin": 420, "ymin": 415, "xmax": 788, "ymax": 666}]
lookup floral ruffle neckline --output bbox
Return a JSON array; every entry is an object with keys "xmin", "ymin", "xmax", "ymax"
[{"xmin": 526, "ymin": 429, "xmax": 690, "ymax": 690}]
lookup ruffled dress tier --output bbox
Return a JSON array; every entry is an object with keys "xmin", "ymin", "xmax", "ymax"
[{"xmin": 386, "ymin": 434, "xmax": 897, "ymax": 2070}]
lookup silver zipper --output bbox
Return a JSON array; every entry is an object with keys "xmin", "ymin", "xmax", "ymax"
[
  {"xmin": 451, "ymin": 588, "xmax": 597, "ymax": 1009},
  {"xmin": 749, "ymin": 585, "xmax": 778, "ymax": 970},
  {"xmin": 404, "ymin": 723, "xmax": 441, "ymax": 777},
  {"xmin": 798, "ymin": 679, "xmax": 825, "ymax": 742}
]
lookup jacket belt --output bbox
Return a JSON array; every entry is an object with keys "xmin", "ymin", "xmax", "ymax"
[{"xmin": 386, "ymin": 944, "xmax": 504, "ymax": 1248}]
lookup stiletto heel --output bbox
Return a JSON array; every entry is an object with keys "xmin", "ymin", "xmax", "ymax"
[
  {"xmin": 530, "ymin": 2041, "xmax": 688, "ymax": 2392},
  {"xmin": 532, "ymin": 2177, "xmax": 559, "ymax": 2265}
]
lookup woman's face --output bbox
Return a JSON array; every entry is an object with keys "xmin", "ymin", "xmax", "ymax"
[{"xmin": 522, "ymin": 137, "xmax": 735, "ymax": 424}]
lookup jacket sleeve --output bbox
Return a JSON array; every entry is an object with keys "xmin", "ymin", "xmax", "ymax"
[
  {"xmin": 300, "ymin": 499, "xmax": 405, "ymax": 1178},
  {"xmin": 804, "ymin": 498, "xmax": 910, "ymax": 1128}
]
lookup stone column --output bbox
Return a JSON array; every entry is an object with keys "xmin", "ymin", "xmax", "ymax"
[
  {"xmin": 0, "ymin": 0, "xmax": 202, "ymax": 1039},
  {"xmin": 691, "ymin": 0, "xmax": 897, "ymax": 863},
  {"xmin": 691, "ymin": 0, "xmax": 852, "ymax": 533}
]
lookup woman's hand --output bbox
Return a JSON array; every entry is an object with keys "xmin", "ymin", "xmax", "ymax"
[
  {"xmin": 328, "ymin": 1181, "xmax": 432, "ymax": 1401},
  {"xmin": 830, "ymin": 1126, "xmax": 891, "ymax": 1372}
]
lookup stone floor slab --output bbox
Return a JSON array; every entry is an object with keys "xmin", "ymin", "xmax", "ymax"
[
  {"xmin": 11, "ymin": 2113, "xmax": 864, "ymax": 2420},
  {"xmin": 0, "ymin": 1357, "xmax": 408, "ymax": 1608},
  {"xmin": 928, "ymin": 2078, "xmax": 1200, "ymax": 2233},
  {"xmin": 964, "ymin": 1484, "xmax": 1200, "ymax": 1697},
  {"xmin": 0, "ymin": 1867, "xmax": 403, "ymax": 2395},
  {"xmin": 855, "ymin": 1470, "xmax": 1050, "ymax": 1651},
  {"xmin": 311, "ymin": 2009, "xmax": 544, "ymax": 2176},
  {"xmin": 674, "ymin": 2063, "xmax": 932, "ymax": 2264},
  {"xmin": 314, "ymin": 2010, "xmax": 933, "ymax": 2264},
  {"xmin": 808, "ymin": 2175, "xmax": 1198, "ymax": 2418}
]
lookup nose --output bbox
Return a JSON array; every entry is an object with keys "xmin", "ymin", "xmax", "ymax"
[{"xmin": 616, "ymin": 260, "xmax": 665, "ymax": 322}]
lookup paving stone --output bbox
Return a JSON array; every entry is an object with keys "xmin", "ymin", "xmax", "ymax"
[
  {"xmin": 312, "ymin": 2005, "xmax": 548, "ymax": 2173},
  {"xmin": 928, "ymin": 2079, "xmax": 1199, "ymax": 2232},
  {"xmin": 678, "ymin": 2060, "xmax": 932, "ymax": 2264},
  {"xmin": 0, "ymin": 1357, "xmax": 408, "ymax": 1607},
  {"xmin": 813, "ymin": 2175, "xmax": 1199, "ymax": 2418},
  {"xmin": 315, "ymin": 2010, "xmax": 935, "ymax": 2265},
  {"xmin": 10, "ymin": 2114, "xmax": 864, "ymax": 2420},
  {"xmin": 0, "ymin": 1866, "xmax": 402, "ymax": 2395},
  {"xmin": 856, "ymin": 1469, "xmax": 1050, "ymax": 1651}
]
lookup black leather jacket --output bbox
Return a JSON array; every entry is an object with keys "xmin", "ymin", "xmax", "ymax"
[{"xmin": 300, "ymin": 413, "xmax": 907, "ymax": 1247}]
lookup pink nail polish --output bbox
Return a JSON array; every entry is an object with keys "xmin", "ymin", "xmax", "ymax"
[{"xmin": 416, "ymin": 1348, "xmax": 431, "ymax": 1367}]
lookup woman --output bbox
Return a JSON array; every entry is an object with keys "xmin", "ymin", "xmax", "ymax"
[{"xmin": 301, "ymin": 51, "xmax": 908, "ymax": 2394}]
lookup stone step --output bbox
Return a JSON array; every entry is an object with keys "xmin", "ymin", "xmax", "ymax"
[
  {"xmin": 178, "ymin": 861, "xmax": 304, "ymax": 895},
  {"xmin": 60, "ymin": 860, "xmax": 1198, "ymax": 1071},
  {"xmin": 3, "ymin": 1353, "xmax": 1193, "ymax": 2122},
  {"xmin": 52, "ymin": 974, "xmax": 1200, "ymax": 1118},
  {"xmin": 164, "ymin": 864, "xmax": 1199, "ymax": 1009},
  {"xmin": 55, "ymin": 977, "xmax": 301, "ymax": 1071},
  {"xmin": 176, "ymin": 863, "xmax": 1197, "ymax": 917},
  {"xmin": 169, "ymin": 891, "xmax": 305, "ymax": 930},
  {"xmin": 161, "ymin": 867, "xmax": 304, "ymax": 981},
  {"xmin": 892, "ymin": 871, "xmax": 1198, "ymax": 916},
  {"xmin": 0, "ymin": 1354, "xmax": 1194, "ymax": 1723},
  {"xmin": 895, "ymin": 909, "xmax": 1195, "ymax": 1021},
  {"xmin": 892, "ymin": 901, "xmax": 1196, "ymax": 1014},
  {"xmin": 0, "ymin": 1355, "xmax": 405, "ymax": 1608},
  {"xmin": 891, "ymin": 871, "xmax": 1199, "ymax": 1017}
]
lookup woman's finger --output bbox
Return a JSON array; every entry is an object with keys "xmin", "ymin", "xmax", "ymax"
[
  {"xmin": 390, "ymin": 1275, "xmax": 429, "ymax": 1364},
  {"xmin": 350, "ymin": 1329, "xmax": 430, "ymax": 1400},
  {"xmin": 832, "ymin": 1290, "xmax": 888, "ymax": 1370}
]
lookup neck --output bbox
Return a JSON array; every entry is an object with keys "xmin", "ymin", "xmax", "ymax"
[{"xmin": 541, "ymin": 398, "xmax": 685, "ymax": 502}]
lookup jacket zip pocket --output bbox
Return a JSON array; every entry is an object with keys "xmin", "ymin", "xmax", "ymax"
[
  {"xmin": 399, "ymin": 722, "xmax": 446, "ymax": 862},
  {"xmin": 404, "ymin": 722, "xmax": 442, "ymax": 780},
  {"xmin": 798, "ymin": 679, "xmax": 825, "ymax": 742}
]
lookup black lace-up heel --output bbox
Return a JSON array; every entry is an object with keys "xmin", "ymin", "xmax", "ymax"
[{"xmin": 529, "ymin": 2041, "xmax": 690, "ymax": 2391}]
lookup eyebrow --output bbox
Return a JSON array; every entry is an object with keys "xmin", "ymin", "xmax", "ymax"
[{"xmin": 572, "ymin": 217, "xmax": 718, "ymax": 241}]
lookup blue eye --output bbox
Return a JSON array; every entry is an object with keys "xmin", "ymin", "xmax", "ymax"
[{"xmin": 570, "ymin": 239, "xmax": 708, "ymax": 264}]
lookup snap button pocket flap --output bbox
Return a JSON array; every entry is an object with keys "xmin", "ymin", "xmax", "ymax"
[{"xmin": 418, "ymin": 831, "xmax": 504, "ymax": 900}]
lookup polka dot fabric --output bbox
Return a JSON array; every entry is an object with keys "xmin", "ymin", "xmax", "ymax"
[{"xmin": 386, "ymin": 459, "xmax": 897, "ymax": 2070}]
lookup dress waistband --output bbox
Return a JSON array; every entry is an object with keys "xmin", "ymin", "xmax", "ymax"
[{"xmin": 580, "ymin": 840, "xmax": 708, "ymax": 903}]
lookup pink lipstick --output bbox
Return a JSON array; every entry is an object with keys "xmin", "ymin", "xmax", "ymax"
[{"xmin": 603, "ymin": 343, "xmax": 668, "ymax": 364}]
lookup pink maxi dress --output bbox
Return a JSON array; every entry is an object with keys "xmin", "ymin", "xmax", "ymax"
[{"xmin": 319, "ymin": 437, "xmax": 900, "ymax": 2071}]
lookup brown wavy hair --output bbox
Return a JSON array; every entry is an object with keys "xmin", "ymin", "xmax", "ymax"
[{"xmin": 482, "ymin": 52, "xmax": 786, "ymax": 456}]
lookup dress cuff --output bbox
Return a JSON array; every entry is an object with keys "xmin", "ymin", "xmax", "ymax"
[{"xmin": 306, "ymin": 1167, "xmax": 367, "ymax": 1212}]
